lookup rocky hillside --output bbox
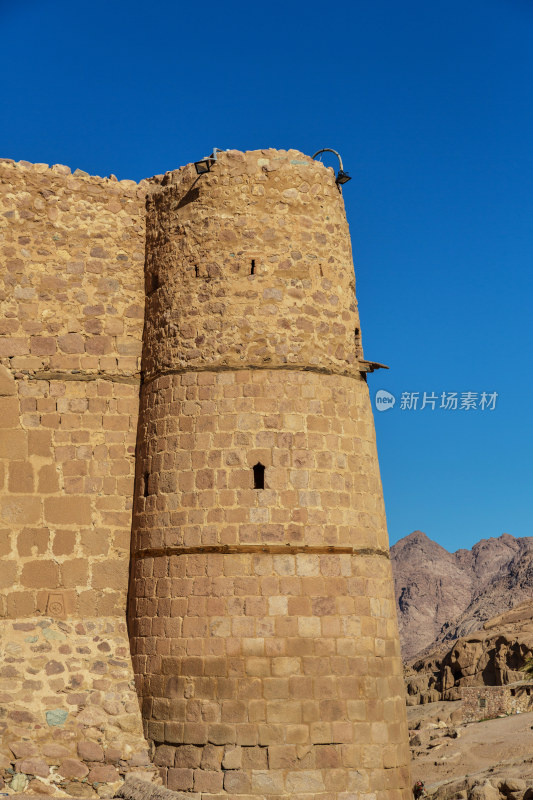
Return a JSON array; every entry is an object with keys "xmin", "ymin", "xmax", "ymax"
[
  {"xmin": 405, "ymin": 600, "xmax": 533, "ymax": 705},
  {"xmin": 391, "ymin": 531, "xmax": 533, "ymax": 660},
  {"xmin": 409, "ymin": 700, "xmax": 533, "ymax": 800}
]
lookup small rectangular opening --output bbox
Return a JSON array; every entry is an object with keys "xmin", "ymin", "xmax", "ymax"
[
  {"xmin": 253, "ymin": 462, "xmax": 265, "ymax": 489},
  {"xmin": 251, "ymin": 259, "xmax": 256, "ymax": 275},
  {"xmin": 143, "ymin": 473, "xmax": 149, "ymax": 498},
  {"xmin": 479, "ymin": 697, "xmax": 487, "ymax": 708}
]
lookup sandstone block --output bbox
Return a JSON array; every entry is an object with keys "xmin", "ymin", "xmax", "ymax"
[
  {"xmin": 223, "ymin": 770, "xmax": 251, "ymax": 793},
  {"xmin": 8, "ymin": 460, "xmax": 34, "ymax": 492},
  {"xmin": 0, "ymin": 396, "xmax": 19, "ymax": 427},
  {"xmin": 16, "ymin": 757, "xmax": 50, "ymax": 777},
  {"xmin": 76, "ymin": 706, "xmax": 108, "ymax": 726},
  {"xmin": 58, "ymin": 758, "xmax": 90, "ymax": 779},
  {"xmin": 44, "ymin": 496, "xmax": 91, "ymax": 524},
  {"xmin": 87, "ymin": 764, "xmax": 119, "ymax": 783},
  {"xmin": 21, "ymin": 560, "xmax": 59, "ymax": 588},
  {"xmin": 174, "ymin": 746, "xmax": 202, "ymax": 769},
  {"xmin": 154, "ymin": 745, "xmax": 176, "ymax": 767},
  {"xmin": 28, "ymin": 778, "xmax": 56, "ymax": 794},
  {"xmin": 77, "ymin": 741, "xmax": 104, "ymax": 762},
  {"xmin": 0, "ymin": 560, "xmax": 18, "ymax": 589},
  {"xmin": 10, "ymin": 742, "xmax": 38, "ymax": 758},
  {"xmin": 42, "ymin": 743, "xmax": 71, "ymax": 759},
  {"xmin": 222, "ymin": 745, "xmax": 242, "ymax": 770},
  {"xmin": 39, "ymin": 465, "xmax": 60, "ymax": 493},
  {"xmin": 251, "ymin": 770, "xmax": 285, "ymax": 794},
  {"xmin": 167, "ymin": 769, "xmax": 193, "ymax": 791},
  {"xmin": 286, "ymin": 769, "xmax": 325, "ymax": 792},
  {"xmin": 0, "ymin": 364, "xmax": 16, "ymax": 395},
  {"xmin": 193, "ymin": 769, "xmax": 223, "ymax": 792},
  {"xmin": 207, "ymin": 724, "xmax": 236, "ymax": 745},
  {"xmin": 0, "ymin": 494, "xmax": 41, "ymax": 525}
]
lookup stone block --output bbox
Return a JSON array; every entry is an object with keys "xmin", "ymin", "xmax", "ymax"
[
  {"xmin": 224, "ymin": 770, "xmax": 251, "ymax": 793},
  {"xmin": 44, "ymin": 496, "xmax": 92, "ymax": 524},
  {"xmin": 251, "ymin": 770, "xmax": 285, "ymax": 794},
  {"xmin": 21, "ymin": 560, "xmax": 59, "ymax": 588},
  {"xmin": 77, "ymin": 741, "xmax": 104, "ymax": 762},
  {"xmin": 1, "ymin": 495, "xmax": 40, "ymax": 524},
  {"xmin": 286, "ymin": 769, "xmax": 325, "ymax": 792},
  {"xmin": 38, "ymin": 465, "xmax": 60, "ymax": 493},
  {"xmin": 0, "ymin": 365, "xmax": 16, "ymax": 395},
  {"xmin": 167, "ymin": 769, "xmax": 193, "ymax": 791},
  {"xmin": 58, "ymin": 758, "xmax": 90, "ymax": 779},
  {"xmin": 174, "ymin": 746, "xmax": 202, "ymax": 769},
  {"xmin": 193, "ymin": 769, "xmax": 223, "ymax": 792},
  {"xmin": 0, "ymin": 396, "xmax": 19, "ymax": 427},
  {"xmin": 222, "ymin": 745, "xmax": 242, "ymax": 770},
  {"xmin": 87, "ymin": 764, "xmax": 119, "ymax": 783}
]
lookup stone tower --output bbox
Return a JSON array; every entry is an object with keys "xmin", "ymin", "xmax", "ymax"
[{"xmin": 128, "ymin": 149, "xmax": 411, "ymax": 799}]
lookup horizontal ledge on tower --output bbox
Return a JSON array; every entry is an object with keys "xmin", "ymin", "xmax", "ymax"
[
  {"xmin": 132, "ymin": 544, "xmax": 390, "ymax": 559},
  {"xmin": 358, "ymin": 360, "xmax": 389, "ymax": 373},
  {"xmin": 141, "ymin": 362, "xmax": 366, "ymax": 385}
]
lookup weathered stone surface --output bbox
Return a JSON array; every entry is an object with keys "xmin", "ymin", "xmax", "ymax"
[
  {"xmin": 10, "ymin": 772, "xmax": 29, "ymax": 792},
  {"xmin": 58, "ymin": 757, "xmax": 90, "ymax": 778},
  {"xmin": 29, "ymin": 777, "xmax": 57, "ymax": 794},
  {"xmin": 76, "ymin": 706, "xmax": 108, "ymax": 727},
  {"xmin": 42, "ymin": 743, "xmax": 71, "ymax": 759},
  {"xmin": 78, "ymin": 741, "xmax": 104, "ymax": 761},
  {"xmin": 406, "ymin": 601, "xmax": 533, "ymax": 706},
  {"xmin": 63, "ymin": 779, "xmax": 97, "ymax": 797},
  {"xmin": 0, "ymin": 364, "xmax": 16, "ymax": 395},
  {"xmin": 469, "ymin": 783, "xmax": 501, "ymax": 800},
  {"xmin": 16, "ymin": 756, "xmax": 50, "ymax": 776},
  {"xmin": 0, "ymin": 151, "xmax": 410, "ymax": 799},
  {"xmin": 10, "ymin": 741, "xmax": 38, "ymax": 758},
  {"xmin": 87, "ymin": 764, "xmax": 119, "ymax": 782},
  {"xmin": 499, "ymin": 778, "xmax": 527, "ymax": 796}
]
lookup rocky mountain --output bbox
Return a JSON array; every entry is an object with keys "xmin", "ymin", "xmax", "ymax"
[
  {"xmin": 405, "ymin": 600, "xmax": 533, "ymax": 705},
  {"xmin": 391, "ymin": 531, "xmax": 533, "ymax": 660}
]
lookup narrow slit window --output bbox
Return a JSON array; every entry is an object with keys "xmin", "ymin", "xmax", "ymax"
[
  {"xmin": 143, "ymin": 473, "xmax": 149, "ymax": 498},
  {"xmin": 251, "ymin": 259, "xmax": 256, "ymax": 275},
  {"xmin": 253, "ymin": 462, "xmax": 265, "ymax": 489},
  {"xmin": 195, "ymin": 265, "xmax": 199, "ymax": 277}
]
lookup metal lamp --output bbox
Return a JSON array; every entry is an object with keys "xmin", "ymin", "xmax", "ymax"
[
  {"xmin": 312, "ymin": 148, "xmax": 352, "ymax": 187},
  {"xmin": 194, "ymin": 158, "xmax": 214, "ymax": 175},
  {"xmin": 193, "ymin": 148, "xmax": 223, "ymax": 176}
]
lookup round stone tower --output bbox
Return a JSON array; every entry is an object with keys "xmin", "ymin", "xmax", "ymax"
[{"xmin": 129, "ymin": 149, "xmax": 411, "ymax": 800}]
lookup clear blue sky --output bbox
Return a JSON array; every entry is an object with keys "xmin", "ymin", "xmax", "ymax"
[{"xmin": 2, "ymin": 0, "xmax": 532, "ymax": 552}]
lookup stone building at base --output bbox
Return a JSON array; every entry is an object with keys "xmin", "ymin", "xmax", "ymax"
[
  {"xmin": 461, "ymin": 683, "xmax": 533, "ymax": 723},
  {"xmin": 0, "ymin": 149, "xmax": 411, "ymax": 799}
]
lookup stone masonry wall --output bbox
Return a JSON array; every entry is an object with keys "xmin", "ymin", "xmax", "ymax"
[
  {"xmin": 1, "ymin": 150, "xmax": 412, "ymax": 800},
  {"xmin": 142, "ymin": 149, "xmax": 363, "ymax": 381},
  {"xmin": 0, "ymin": 159, "xmax": 155, "ymax": 792},
  {"xmin": 461, "ymin": 685, "xmax": 533, "ymax": 723},
  {"xmin": 129, "ymin": 150, "xmax": 411, "ymax": 800}
]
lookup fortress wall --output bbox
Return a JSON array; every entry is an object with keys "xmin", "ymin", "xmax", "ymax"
[
  {"xmin": 129, "ymin": 150, "xmax": 411, "ymax": 800},
  {"xmin": 130, "ymin": 369, "xmax": 409, "ymax": 798},
  {"xmin": 0, "ymin": 158, "xmax": 147, "ymax": 617},
  {"xmin": 132, "ymin": 369, "xmax": 389, "ymax": 555},
  {"xmin": 0, "ymin": 159, "xmax": 155, "ymax": 789},
  {"xmin": 142, "ymin": 149, "xmax": 363, "ymax": 382}
]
